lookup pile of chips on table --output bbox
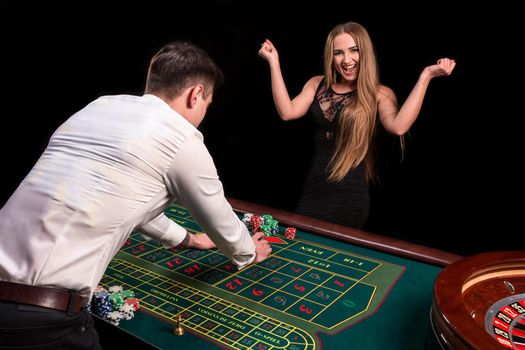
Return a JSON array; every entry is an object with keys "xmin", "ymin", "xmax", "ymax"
[
  {"xmin": 86, "ymin": 285, "xmax": 140, "ymax": 326},
  {"xmin": 242, "ymin": 213, "xmax": 296, "ymax": 239}
]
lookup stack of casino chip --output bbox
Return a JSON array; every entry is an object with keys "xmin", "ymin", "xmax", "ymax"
[
  {"xmin": 259, "ymin": 216, "xmax": 279, "ymax": 236},
  {"xmin": 106, "ymin": 310, "xmax": 123, "ymax": 326},
  {"xmin": 110, "ymin": 289, "xmax": 135, "ymax": 309},
  {"xmin": 268, "ymin": 219, "xmax": 279, "ymax": 235},
  {"xmin": 242, "ymin": 213, "xmax": 297, "ymax": 239},
  {"xmin": 119, "ymin": 303, "xmax": 136, "ymax": 320},
  {"xmin": 109, "ymin": 291, "xmax": 125, "ymax": 310},
  {"xmin": 251, "ymin": 215, "xmax": 263, "ymax": 233},
  {"xmin": 124, "ymin": 297, "xmax": 140, "ymax": 311},
  {"xmin": 242, "ymin": 213, "xmax": 279, "ymax": 236},
  {"xmin": 285, "ymin": 227, "xmax": 297, "ymax": 239},
  {"xmin": 241, "ymin": 213, "xmax": 253, "ymax": 231},
  {"xmin": 89, "ymin": 285, "xmax": 139, "ymax": 325},
  {"xmin": 108, "ymin": 285, "xmax": 123, "ymax": 293},
  {"xmin": 261, "ymin": 214, "xmax": 273, "ymax": 225},
  {"xmin": 92, "ymin": 290, "xmax": 112, "ymax": 318}
]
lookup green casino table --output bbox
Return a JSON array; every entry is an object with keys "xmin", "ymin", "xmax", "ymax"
[{"xmin": 95, "ymin": 198, "xmax": 462, "ymax": 350}]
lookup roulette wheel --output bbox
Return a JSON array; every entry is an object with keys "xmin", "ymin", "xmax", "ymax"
[{"xmin": 432, "ymin": 251, "xmax": 525, "ymax": 349}]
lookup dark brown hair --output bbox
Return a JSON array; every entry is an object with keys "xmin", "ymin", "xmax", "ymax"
[{"xmin": 145, "ymin": 41, "xmax": 224, "ymax": 100}]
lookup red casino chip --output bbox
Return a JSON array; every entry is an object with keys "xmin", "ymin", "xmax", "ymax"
[{"xmin": 285, "ymin": 227, "xmax": 296, "ymax": 239}]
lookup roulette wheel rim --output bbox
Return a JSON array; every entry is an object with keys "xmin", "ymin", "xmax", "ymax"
[{"xmin": 432, "ymin": 251, "xmax": 525, "ymax": 349}]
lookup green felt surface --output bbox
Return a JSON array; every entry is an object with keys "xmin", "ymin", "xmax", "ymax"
[{"xmin": 97, "ymin": 204, "xmax": 442, "ymax": 349}]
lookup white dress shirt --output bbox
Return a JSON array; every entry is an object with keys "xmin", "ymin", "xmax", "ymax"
[{"xmin": 0, "ymin": 94, "xmax": 255, "ymax": 303}]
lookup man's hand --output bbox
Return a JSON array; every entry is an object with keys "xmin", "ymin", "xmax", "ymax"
[
  {"xmin": 252, "ymin": 231, "xmax": 272, "ymax": 263},
  {"xmin": 182, "ymin": 232, "xmax": 216, "ymax": 249}
]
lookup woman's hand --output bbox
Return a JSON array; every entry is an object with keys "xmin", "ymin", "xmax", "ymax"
[
  {"xmin": 258, "ymin": 39, "xmax": 279, "ymax": 64},
  {"xmin": 424, "ymin": 57, "xmax": 456, "ymax": 79}
]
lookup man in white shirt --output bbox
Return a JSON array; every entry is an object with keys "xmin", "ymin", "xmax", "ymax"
[{"xmin": 0, "ymin": 41, "xmax": 271, "ymax": 349}]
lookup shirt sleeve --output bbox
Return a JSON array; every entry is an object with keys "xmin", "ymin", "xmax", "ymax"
[
  {"xmin": 138, "ymin": 212, "xmax": 188, "ymax": 248},
  {"xmin": 164, "ymin": 133, "xmax": 256, "ymax": 269}
]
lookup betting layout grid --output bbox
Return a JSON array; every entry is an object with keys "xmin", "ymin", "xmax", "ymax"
[{"xmin": 98, "ymin": 204, "xmax": 404, "ymax": 349}]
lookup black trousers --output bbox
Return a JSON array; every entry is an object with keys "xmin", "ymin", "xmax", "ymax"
[{"xmin": 0, "ymin": 301, "xmax": 102, "ymax": 349}]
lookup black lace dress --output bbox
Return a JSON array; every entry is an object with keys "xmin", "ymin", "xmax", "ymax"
[{"xmin": 295, "ymin": 80, "xmax": 370, "ymax": 228}]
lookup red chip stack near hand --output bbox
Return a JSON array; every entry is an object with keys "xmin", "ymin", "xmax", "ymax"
[
  {"xmin": 285, "ymin": 227, "xmax": 296, "ymax": 239},
  {"xmin": 124, "ymin": 297, "xmax": 140, "ymax": 311},
  {"xmin": 251, "ymin": 215, "xmax": 263, "ymax": 233}
]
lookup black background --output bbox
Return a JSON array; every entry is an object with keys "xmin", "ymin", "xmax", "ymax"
[{"xmin": 1, "ymin": 1, "xmax": 520, "ymax": 255}]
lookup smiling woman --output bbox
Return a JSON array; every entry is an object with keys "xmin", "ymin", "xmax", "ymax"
[{"xmin": 257, "ymin": 21, "xmax": 455, "ymax": 230}]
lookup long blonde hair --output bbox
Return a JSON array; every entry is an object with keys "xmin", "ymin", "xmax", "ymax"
[{"xmin": 323, "ymin": 22, "xmax": 379, "ymax": 182}]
